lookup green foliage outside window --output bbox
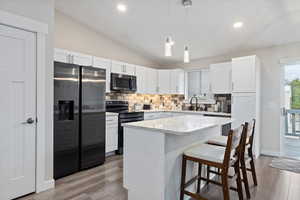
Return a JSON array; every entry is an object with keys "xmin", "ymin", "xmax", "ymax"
[{"xmin": 290, "ymin": 79, "xmax": 300, "ymax": 109}]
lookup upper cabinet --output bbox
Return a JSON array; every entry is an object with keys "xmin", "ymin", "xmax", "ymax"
[
  {"xmin": 170, "ymin": 69, "xmax": 185, "ymax": 94},
  {"xmin": 135, "ymin": 65, "xmax": 148, "ymax": 94},
  {"xmin": 232, "ymin": 55, "xmax": 259, "ymax": 93},
  {"xmin": 200, "ymin": 69, "xmax": 211, "ymax": 95},
  {"xmin": 157, "ymin": 70, "xmax": 171, "ymax": 94},
  {"xmin": 210, "ymin": 62, "xmax": 232, "ymax": 94},
  {"xmin": 146, "ymin": 67, "xmax": 158, "ymax": 94},
  {"xmin": 93, "ymin": 57, "xmax": 111, "ymax": 93},
  {"xmin": 72, "ymin": 52, "xmax": 93, "ymax": 66},
  {"xmin": 111, "ymin": 61, "xmax": 135, "ymax": 75},
  {"xmin": 54, "ymin": 48, "xmax": 71, "ymax": 63},
  {"xmin": 54, "ymin": 48, "xmax": 93, "ymax": 66}
]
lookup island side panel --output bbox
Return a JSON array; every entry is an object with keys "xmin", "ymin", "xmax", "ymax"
[
  {"xmin": 124, "ymin": 127, "xmax": 165, "ymax": 200},
  {"xmin": 164, "ymin": 126, "xmax": 221, "ymax": 200}
]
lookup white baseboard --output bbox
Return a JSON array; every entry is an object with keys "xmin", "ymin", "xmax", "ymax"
[
  {"xmin": 260, "ymin": 150, "xmax": 280, "ymax": 157},
  {"xmin": 36, "ymin": 179, "xmax": 55, "ymax": 193}
]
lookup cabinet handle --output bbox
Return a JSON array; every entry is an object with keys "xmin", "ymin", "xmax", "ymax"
[
  {"xmin": 232, "ymin": 82, "xmax": 234, "ymax": 91},
  {"xmin": 71, "ymin": 55, "xmax": 74, "ymax": 64}
]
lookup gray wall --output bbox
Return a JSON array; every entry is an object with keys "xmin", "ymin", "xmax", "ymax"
[
  {"xmin": 55, "ymin": 10, "xmax": 158, "ymax": 67},
  {"xmin": 177, "ymin": 42, "xmax": 300, "ymax": 155},
  {"xmin": 0, "ymin": 0, "xmax": 55, "ymax": 181}
]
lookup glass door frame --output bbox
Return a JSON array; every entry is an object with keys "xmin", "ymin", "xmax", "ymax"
[{"xmin": 279, "ymin": 57, "xmax": 300, "ymax": 158}]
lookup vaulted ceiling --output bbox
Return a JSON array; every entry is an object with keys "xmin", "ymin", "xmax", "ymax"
[{"xmin": 55, "ymin": 0, "xmax": 300, "ymax": 65}]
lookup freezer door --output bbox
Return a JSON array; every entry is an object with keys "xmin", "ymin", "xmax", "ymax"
[
  {"xmin": 54, "ymin": 62, "xmax": 80, "ymax": 179},
  {"xmin": 231, "ymin": 93, "xmax": 256, "ymax": 129},
  {"xmin": 81, "ymin": 66, "xmax": 106, "ymax": 169}
]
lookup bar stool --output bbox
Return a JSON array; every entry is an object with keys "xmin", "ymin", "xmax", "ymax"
[
  {"xmin": 180, "ymin": 124, "xmax": 247, "ymax": 200},
  {"xmin": 207, "ymin": 119, "xmax": 258, "ymax": 198}
]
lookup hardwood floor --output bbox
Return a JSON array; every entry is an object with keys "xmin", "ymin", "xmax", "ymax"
[{"xmin": 19, "ymin": 156, "xmax": 300, "ymax": 200}]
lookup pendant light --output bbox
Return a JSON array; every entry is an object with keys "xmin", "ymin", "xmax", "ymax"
[
  {"xmin": 165, "ymin": 36, "xmax": 173, "ymax": 57},
  {"xmin": 183, "ymin": 0, "xmax": 192, "ymax": 63},
  {"xmin": 184, "ymin": 46, "xmax": 190, "ymax": 63}
]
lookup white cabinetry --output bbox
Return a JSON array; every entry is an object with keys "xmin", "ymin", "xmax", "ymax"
[
  {"xmin": 111, "ymin": 61, "xmax": 135, "ymax": 75},
  {"xmin": 93, "ymin": 57, "xmax": 111, "ymax": 93},
  {"xmin": 210, "ymin": 62, "xmax": 232, "ymax": 94},
  {"xmin": 158, "ymin": 70, "xmax": 171, "ymax": 94},
  {"xmin": 54, "ymin": 48, "xmax": 93, "ymax": 66},
  {"xmin": 135, "ymin": 65, "xmax": 147, "ymax": 94},
  {"xmin": 201, "ymin": 69, "xmax": 211, "ymax": 95},
  {"xmin": 54, "ymin": 48, "xmax": 70, "ymax": 63},
  {"xmin": 106, "ymin": 115, "xmax": 118, "ymax": 153},
  {"xmin": 232, "ymin": 55, "xmax": 257, "ymax": 93},
  {"xmin": 170, "ymin": 69, "xmax": 185, "ymax": 94},
  {"xmin": 146, "ymin": 67, "xmax": 158, "ymax": 94},
  {"xmin": 231, "ymin": 55, "xmax": 261, "ymax": 157}
]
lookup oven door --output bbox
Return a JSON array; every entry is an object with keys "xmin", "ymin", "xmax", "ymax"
[{"xmin": 111, "ymin": 73, "xmax": 136, "ymax": 92}]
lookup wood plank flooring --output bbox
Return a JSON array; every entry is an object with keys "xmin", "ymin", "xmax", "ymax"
[{"xmin": 18, "ymin": 156, "xmax": 300, "ymax": 200}]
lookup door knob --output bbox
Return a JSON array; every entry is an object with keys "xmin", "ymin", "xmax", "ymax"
[{"xmin": 22, "ymin": 118, "xmax": 35, "ymax": 124}]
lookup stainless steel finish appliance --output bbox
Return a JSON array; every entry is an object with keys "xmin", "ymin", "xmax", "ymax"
[
  {"xmin": 106, "ymin": 101, "xmax": 144, "ymax": 154},
  {"xmin": 110, "ymin": 73, "xmax": 137, "ymax": 92},
  {"xmin": 54, "ymin": 62, "xmax": 106, "ymax": 179}
]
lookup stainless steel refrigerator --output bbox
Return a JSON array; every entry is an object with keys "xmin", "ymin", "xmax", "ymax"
[{"xmin": 54, "ymin": 62, "xmax": 106, "ymax": 179}]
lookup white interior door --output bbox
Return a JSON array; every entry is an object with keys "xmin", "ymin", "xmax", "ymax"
[{"xmin": 0, "ymin": 24, "xmax": 36, "ymax": 199}]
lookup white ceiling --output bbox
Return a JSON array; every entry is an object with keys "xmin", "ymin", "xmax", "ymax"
[{"xmin": 55, "ymin": 0, "xmax": 300, "ymax": 65}]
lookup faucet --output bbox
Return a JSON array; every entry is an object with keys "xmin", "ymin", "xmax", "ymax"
[{"xmin": 189, "ymin": 95, "xmax": 199, "ymax": 111}]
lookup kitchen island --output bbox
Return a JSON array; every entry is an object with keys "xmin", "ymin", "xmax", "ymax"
[{"xmin": 123, "ymin": 115, "xmax": 233, "ymax": 200}]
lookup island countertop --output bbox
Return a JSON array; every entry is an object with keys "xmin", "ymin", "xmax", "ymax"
[{"xmin": 122, "ymin": 115, "xmax": 233, "ymax": 135}]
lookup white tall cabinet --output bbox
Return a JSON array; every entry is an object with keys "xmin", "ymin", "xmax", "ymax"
[{"xmin": 231, "ymin": 55, "xmax": 261, "ymax": 157}]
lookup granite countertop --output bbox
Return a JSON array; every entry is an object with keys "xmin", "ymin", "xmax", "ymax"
[
  {"xmin": 122, "ymin": 115, "xmax": 234, "ymax": 135},
  {"xmin": 140, "ymin": 110, "xmax": 231, "ymax": 117}
]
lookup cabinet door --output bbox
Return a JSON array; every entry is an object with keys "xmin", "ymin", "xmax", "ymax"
[
  {"xmin": 200, "ymin": 69, "xmax": 210, "ymax": 95},
  {"xmin": 158, "ymin": 70, "xmax": 171, "ymax": 94},
  {"xmin": 111, "ymin": 61, "xmax": 124, "ymax": 74},
  {"xmin": 136, "ymin": 65, "xmax": 147, "ymax": 94},
  {"xmin": 71, "ymin": 52, "xmax": 93, "ymax": 66},
  {"xmin": 210, "ymin": 62, "xmax": 232, "ymax": 94},
  {"xmin": 124, "ymin": 64, "xmax": 136, "ymax": 75},
  {"xmin": 93, "ymin": 57, "xmax": 111, "ymax": 93},
  {"xmin": 106, "ymin": 116, "xmax": 118, "ymax": 153},
  {"xmin": 54, "ymin": 48, "xmax": 70, "ymax": 63},
  {"xmin": 232, "ymin": 56, "xmax": 256, "ymax": 93},
  {"xmin": 170, "ymin": 69, "xmax": 185, "ymax": 94},
  {"xmin": 231, "ymin": 93, "xmax": 256, "ymax": 129},
  {"xmin": 146, "ymin": 68, "xmax": 158, "ymax": 94}
]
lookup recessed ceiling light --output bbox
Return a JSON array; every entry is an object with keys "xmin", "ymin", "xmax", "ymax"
[
  {"xmin": 117, "ymin": 3, "xmax": 127, "ymax": 13},
  {"xmin": 233, "ymin": 22, "xmax": 244, "ymax": 29}
]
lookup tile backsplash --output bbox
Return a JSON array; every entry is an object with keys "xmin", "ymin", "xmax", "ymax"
[{"xmin": 106, "ymin": 93, "xmax": 185, "ymax": 110}]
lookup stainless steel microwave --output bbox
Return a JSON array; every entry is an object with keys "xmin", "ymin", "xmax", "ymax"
[{"xmin": 111, "ymin": 73, "xmax": 137, "ymax": 92}]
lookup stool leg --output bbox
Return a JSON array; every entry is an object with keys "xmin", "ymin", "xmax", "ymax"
[
  {"xmin": 241, "ymin": 160, "xmax": 251, "ymax": 199},
  {"xmin": 234, "ymin": 162, "xmax": 244, "ymax": 200},
  {"xmin": 221, "ymin": 171, "xmax": 230, "ymax": 200},
  {"xmin": 249, "ymin": 150, "xmax": 258, "ymax": 186},
  {"xmin": 180, "ymin": 156, "xmax": 187, "ymax": 200},
  {"xmin": 207, "ymin": 166, "xmax": 210, "ymax": 185},
  {"xmin": 197, "ymin": 163, "xmax": 202, "ymax": 193}
]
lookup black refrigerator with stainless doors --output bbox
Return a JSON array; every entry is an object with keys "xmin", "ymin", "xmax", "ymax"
[{"xmin": 54, "ymin": 62, "xmax": 106, "ymax": 179}]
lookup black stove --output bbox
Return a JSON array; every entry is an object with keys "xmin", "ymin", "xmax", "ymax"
[{"xmin": 106, "ymin": 101, "xmax": 144, "ymax": 154}]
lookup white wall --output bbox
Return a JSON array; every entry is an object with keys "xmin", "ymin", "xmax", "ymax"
[
  {"xmin": 177, "ymin": 42, "xmax": 300, "ymax": 155},
  {"xmin": 55, "ymin": 10, "xmax": 158, "ymax": 67},
  {"xmin": 0, "ymin": 0, "xmax": 55, "ymax": 181}
]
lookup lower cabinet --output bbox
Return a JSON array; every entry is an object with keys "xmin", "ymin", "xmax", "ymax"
[{"xmin": 106, "ymin": 115, "xmax": 118, "ymax": 153}]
